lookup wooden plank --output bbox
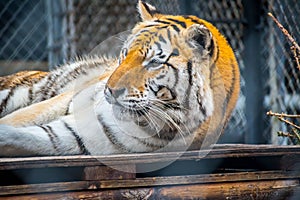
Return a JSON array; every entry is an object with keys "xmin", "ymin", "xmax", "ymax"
[
  {"xmin": 83, "ymin": 165, "xmax": 136, "ymax": 180},
  {"xmin": 0, "ymin": 145, "xmax": 300, "ymax": 170},
  {"xmin": 158, "ymin": 180, "xmax": 300, "ymax": 200},
  {"xmin": 0, "ymin": 181, "xmax": 299, "ymax": 200},
  {"xmin": 0, "ymin": 170, "xmax": 299, "ymax": 195},
  {"xmin": 0, "ymin": 188, "xmax": 155, "ymax": 200}
]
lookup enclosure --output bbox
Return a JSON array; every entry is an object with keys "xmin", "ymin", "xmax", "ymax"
[
  {"xmin": 0, "ymin": 0, "xmax": 300, "ymax": 199},
  {"xmin": 1, "ymin": 0, "xmax": 299, "ymax": 144}
]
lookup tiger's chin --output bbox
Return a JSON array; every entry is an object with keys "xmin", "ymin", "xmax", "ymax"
[
  {"xmin": 111, "ymin": 104, "xmax": 148, "ymax": 122},
  {"xmin": 111, "ymin": 103, "xmax": 190, "ymax": 140}
]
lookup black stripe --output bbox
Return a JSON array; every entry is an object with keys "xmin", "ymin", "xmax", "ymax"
[
  {"xmin": 156, "ymin": 73, "xmax": 166, "ymax": 80},
  {"xmin": 171, "ymin": 24, "xmax": 180, "ymax": 32},
  {"xmin": 38, "ymin": 125, "xmax": 59, "ymax": 152},
  {"xmin": 155, "ymin": 19, "xmax": 171, "ymax": 25},
  {"xmin": 166, "ymin": 18, "xmax": 187, "ymax": 28},
  {"xmin": 144, "ymin": 24, "xmax": 157, "ymax": 28},
  {"xmin": 142, "ymin": 2, "xmax": 159, "ymax": 16},
  {"xmin": 215, "ymin": 45, "xmax": 220, "ymax": 62},
  {"xmin": 167, "ymin": 29, "xmax": 171, "ymax": 41},
  {"xmin": 62, "ymin": 121, "xmax": 90, "ymax": 155},
  {"xmin": 64, "ymin": 99, "xmax": 73, "ymax": 115},
  {"xmin": 185, "ymin": 16, "xmax": 201, "ymax": 24},
  {"xmin": 196, "ymin": 86, "xmax": 207, "ymax": 118},
  {"xmin": 183, "ymin": 61, "xmax": 193, "ymax": 109},
  {"xmin": 172, "ymin": 48, "xmax": 179, "ymax": 56},
  {"xmin": 208, "ymin": 40, "xmax": 215, "ymax": 58},
  {"xmin": 187, "ymin": 61, "xmax": 193, "ymax": 85},
  {"xmin": 97, "ymin": 114, "xmax": 132, "ymax": 153},
  {"xmin": 0, "ymin": 87, "xmax": 15, "ymax": 115},
  {"xmin": 154, "ymin": 41, "xmax": 162, "ymax": 50},
  {"xmin": 158, "ymin": 34, "xmax": 167, "ymax": 43},
  {"xmin": 140, "ymin": 29, "xmax": 150, "ymax": 34},
  {"xmin": 40, "ymin": 75, "xmax": 52, "ymax": 101},
  {"xmin": 156, "ymin": 25, "xmax": 168, "ymax": 30},
  {"xmin": 28, "ymin": 87, "xmax": 33, "ymax": 103}
]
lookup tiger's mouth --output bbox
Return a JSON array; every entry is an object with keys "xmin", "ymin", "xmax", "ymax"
[
  {"xmin": 111, "ymin": 103, "xmax": 149, "ymax": 122},
  {"xmin": 111, "ymin": 100, "xmax": 187, "ymax": 133}
]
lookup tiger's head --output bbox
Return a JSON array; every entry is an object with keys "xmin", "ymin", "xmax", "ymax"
[{"xmin": 104, "ymin": 1, "xmax": 232, "ymax": 141}]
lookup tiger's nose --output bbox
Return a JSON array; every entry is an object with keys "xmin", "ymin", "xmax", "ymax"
[{"xmin": 104, "ymin": 86, "xmax": 126, "ymax": 104}]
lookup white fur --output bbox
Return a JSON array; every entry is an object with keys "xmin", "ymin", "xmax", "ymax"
[
  {"xmin": 2, "ymin": 87, "xmax": 29, "ymax": 117},
  {"xmin": 0, "ymin": 4, "xmax": 220, "ymax": 157}
]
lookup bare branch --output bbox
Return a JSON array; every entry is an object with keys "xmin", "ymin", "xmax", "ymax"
[
  {"xmin": 268, "ymin": 12, "xmax": 300, "ymax": 71},
  {"xmin": 277, "ymin": 116, "xmax": 300, "ymax": 130},
  {"xmin": 292, "ymin": 129, "xmax": 300, "ymax": 143},
  {"xmin": 266, "ymin": 110, "xmax": 300, "ymax": 118}
]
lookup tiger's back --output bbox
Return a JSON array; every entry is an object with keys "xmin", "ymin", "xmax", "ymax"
[{"xmin": 0, "ymin": 0, "xmax": 240, "ymax": 156}]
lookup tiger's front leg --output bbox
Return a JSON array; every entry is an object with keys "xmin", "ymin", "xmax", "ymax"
[
  {"xmin": 0, "ymin": 117, "xmax": 83, "ymax": 156},
  {"xmin": 0, "ymin": 91, "xmax": 74, "ymax": 127}
]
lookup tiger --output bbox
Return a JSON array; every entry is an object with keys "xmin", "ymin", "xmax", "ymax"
[{"xmin": 0, "ymin": 0, "xmax": 240, "ymax": 156}]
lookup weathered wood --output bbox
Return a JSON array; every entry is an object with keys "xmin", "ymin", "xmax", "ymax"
[
  {"xmin": 0, "ymin": 188, "xmax": 155, "ymax": 200},
  {"xmin": 83, "ymin": 165, "xmax": 136, "ymax": 181},
  {"xmin": 0, "ymin": 145, "xmax": 299, "ymax": 170},
  {"xmin": 158, "ymin": 180, "xmax": 300, "ymax": 200},
  {"xmin": 1, "ymin": 145, "xmax": 300, "ymax": 199},
  {"xmin": 0, "ymin": 170, "xmax": 299, "ymax": 196},
  {"xmin": 0, "ymin": 181, "xmax": 299, "ymax": 200}
]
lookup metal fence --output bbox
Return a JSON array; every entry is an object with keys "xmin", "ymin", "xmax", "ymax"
[
  {"xmin": 0, "ymin": 0, "xmax": 48, "ymax": 75},
  {"xmin": 0, "ymin": 0, "xmax": 299, "ymax": 144},
  {"xmin": 261, "ymin": 0, "xmax": 300, "ymax": 144}
]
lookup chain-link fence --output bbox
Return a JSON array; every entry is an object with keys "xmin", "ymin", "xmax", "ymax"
[
  {"xmin": 262, "ymin": 0, "xmax": 300, "ymax": 144},
  {"xmin": 0, "ymin": 0, "xmax": 299, "ymax": 144},
  {"xmin": 0, "ymin": 0, "xmax": 48, "ymax": 75}
]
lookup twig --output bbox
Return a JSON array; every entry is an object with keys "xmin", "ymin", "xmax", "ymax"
[
  {"xmin": 277, "ymin": 116, "xmax": 300, "ymax": 130},
  {"xmin": 268, "ymin": 12, "xmax": 300, "ymax": 52},
  {"xmin": 277, "ymin": 131, "xmax": 300, "ymax": 145},
  {"xmin": 292, "ymin": 129, "xmax": 300, "ymax": 143},
  {"xmin": 266, "ymin": 110, "xmax": 300, "ymax": 118},
  {"xmin": 277, "ymin": 131, "xmax": 294, "ymax": 138},
  {"xmin": 267, "ymin": 13, "xmax": 300, "ymax": 145},
  {"xmin": 268, "ymin": 12, "xmax": 300, "ymax": 70},
  {"xmin": 291, "ymin": 46, "xmax": 300, "ymax": 70}
]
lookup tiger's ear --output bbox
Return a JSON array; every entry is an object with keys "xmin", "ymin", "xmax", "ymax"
[
  {"xmin": 185, "ymin": 24, "xmax": 213, "ymax": 51},
  {"xmin": 137, "ymin": 0, "xmax": 158, "ymax": 21}
]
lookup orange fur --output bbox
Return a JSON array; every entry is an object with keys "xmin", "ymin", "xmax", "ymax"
[
  {"xmin": 0, "ymin": 71, "xmax": 48, "ymax": 90},
  {"xmin": 107, "ymin": 2, "xmax": 240, "ymax": 148},
  {"xmin": 0, "ymin": 1, "xmax": 240, "ymax": 151}
]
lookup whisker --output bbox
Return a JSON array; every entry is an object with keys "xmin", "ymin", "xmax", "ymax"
[
  {"xmin": 133, "ymin": 104, "xmax": 156, "ymax": 132},
  {"xmin": 147, "ymin": 104, "xmax": 187, "ymax": 145}
]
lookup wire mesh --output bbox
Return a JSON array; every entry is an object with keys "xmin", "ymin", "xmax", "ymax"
[
  {"xmin": 262, "ymin": 0, "xmax": 300, "ymax": 144},
  {"xmin": 190, "ymin": 0, "xmax": 246, "ymax": 142},
  {"xmin": 69, "ymin": 0, "xmax": 247, "ymax": 142},
  {"xmin": 0, "ymin": 0, "xmax": 299, "ymax": 144},
  {"xmin": 0, "ymin": 0, "xmax": 48, "ymax": 75}
]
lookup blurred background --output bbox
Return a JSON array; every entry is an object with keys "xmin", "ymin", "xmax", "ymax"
[{"xmin": 0, "ymin": 0, "xmax": 299, "ymax": 145}]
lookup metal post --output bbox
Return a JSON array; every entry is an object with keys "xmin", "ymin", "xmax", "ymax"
[
  {"xmin": 242, "ymin": 0, "xmax": 266, "ymax": 143},
  {"xmin": 46, "ymin": 0, "xmax": 68, "ymax": 70}
]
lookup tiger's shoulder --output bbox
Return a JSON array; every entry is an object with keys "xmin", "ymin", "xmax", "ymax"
[
  {"xmin": 0, "ymin": 56, "xmax": 118, "ymax": 118},
  {"xmin": 0, "ymin": 71, "xmax": 48, "ymax": 90}
]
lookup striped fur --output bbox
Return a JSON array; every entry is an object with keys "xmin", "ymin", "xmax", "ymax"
[{"xmin": 0, "ymin": 1, "xmax": 240, "ymax": 156}]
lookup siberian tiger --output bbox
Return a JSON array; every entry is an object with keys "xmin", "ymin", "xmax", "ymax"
[{"xmin": 0, "ymin": 0, "xmax": 240, "ymax": 156}]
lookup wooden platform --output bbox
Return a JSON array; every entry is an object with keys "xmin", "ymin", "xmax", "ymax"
[{"xmin": 0, "ymin": 144, "xmax": 300, "ymax": 199}]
